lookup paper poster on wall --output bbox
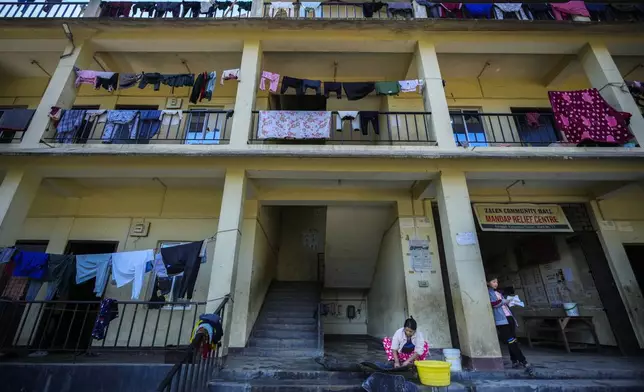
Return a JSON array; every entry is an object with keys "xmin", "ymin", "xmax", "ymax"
[
  {"xmin": 456, "ymin": 232, "xmax": 477, "ymax": 246},
  {"xmin": 415, "ymin": 217, "xmax": 432, "ymax": 228},
  {"xmin": 473, "ymin": 203, "xmax": 573, "ymax": 232},
  {"xmin": 409, "ymin": 239, "xmax": 431, "ymax": 272}
]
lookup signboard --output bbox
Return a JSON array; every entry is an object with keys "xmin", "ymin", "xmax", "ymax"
[{"xmin": 473, "ymin": 203, "xmax": 573, "ymax": 232}]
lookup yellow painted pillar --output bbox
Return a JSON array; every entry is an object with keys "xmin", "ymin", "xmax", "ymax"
[
  {"xmin": 0, "ymin": 169, "xmax": 41, "ymax": 246},
  {"xmin": 83, "ymin": 0, "xmax": 103, "ymax": 17},
  {"xmin": 206, "ymin": 169, "xmax": 247, "ymax": 352},
  {"xmin": 230, "ymin": 40, "xmax": 262, "ymax": 147},
  {"xmin": 436, "ymin": 170, "xmax": 502, "ymax": 370},
  {"xmin": 415, "ymin": 41, "xmax": 455, "ymax": 148},
  {"xmin": 21, "ymin": 41, "xmax": 95, "ymax": 147},
  {"xmin": 578, "ymin": 43, "xmax": 644, "ymax": 146}
]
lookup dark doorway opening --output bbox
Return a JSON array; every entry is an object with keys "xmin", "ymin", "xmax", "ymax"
[
  {"xmin": 33, "ymin": 241, "xmax": 118, "ymax": 353},
  {"xmin": 624, "ymin": 244, "xmax": 644, "ymax": 299}
]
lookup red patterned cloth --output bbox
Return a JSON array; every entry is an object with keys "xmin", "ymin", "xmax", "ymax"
[
  {"xmin": 257, "ymin": 111, "xmax": 332, "ymax": 139},
  {"xmin": 382, "ymin": 337, "xmax": 429, "ymax": 363},
  {"xmin": 548, "ymin": 89, "xmax": 632, "ymax": 144}
]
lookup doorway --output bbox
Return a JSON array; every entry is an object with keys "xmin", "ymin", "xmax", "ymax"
[
  {"xmin": 624, "ymin": 244, "xmax": 644, "ymax": 298},
  {"xmin": 33, "ymin": 241, "xmax": 118, "ymax": 353}
]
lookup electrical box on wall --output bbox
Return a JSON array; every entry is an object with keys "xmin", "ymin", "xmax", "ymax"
[
  {"xmin": 129, "ymin": 220, "xmax": 151, "ymax": 237},
  {"xmin": 166, "ymin": 97, "xmax": 183, "ymax": 109}
]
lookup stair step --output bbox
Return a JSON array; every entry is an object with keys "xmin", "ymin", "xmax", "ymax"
[
  {"xmin": 464, "ymin": 379, "xmax": 644, "ymax": 391},
  {"xmin": 261, "ymin": 317, "xmax": 317, "ymax": 325},
  {"xmin": 217, "ymin": 370, "xmax": 366, "ymax": 382},
  {"xmin": 263, "ymin": 303, "xmax": 317, "ymax": 309},
  {"xmin": 255, "ymin": 323, "xmax": 317, "ymax": 332},
  {"xmin": 262, "ymin": 311, "xmax": 317, "ymax": 318},
  {"xmin": 233, "ymin": 347, "xmax": 321, "ymax": 357},
  {"xmin": 253, "ymin": 330, "xmax": 318, "ymax": 339},
  {"xmin": 248, "ymin": 338, "xmax": 318, "ymax": 349},
  {"xmin": 210, "ymin": 379, "xmax": 363, "ymax": 392}
]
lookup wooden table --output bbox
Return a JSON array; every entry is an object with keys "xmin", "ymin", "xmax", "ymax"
[{"xmin": 522, "ymin": 316, "xmax": 600, "ymax": 353}]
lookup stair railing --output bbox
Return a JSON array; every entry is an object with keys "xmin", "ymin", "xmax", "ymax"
[{"xmin": 157, "ymin": 295, "xmax": 231, "ymax": 392}]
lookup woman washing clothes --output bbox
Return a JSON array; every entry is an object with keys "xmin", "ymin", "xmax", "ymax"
[
  {"xmin": 487, "ymin": 276, "xmax": 534, "ymax": 375},
  {"xmin": 383, "ymin": 317, "xmax": 429, "ymax": 367}
]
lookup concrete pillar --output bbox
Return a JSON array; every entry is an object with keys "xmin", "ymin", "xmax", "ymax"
[
  {"xmin": 229, "ymin": 201, "xmax": 259, "ymax": 348},
  {"xmin": 0, "ymin": 169, "xmax": 41, "ymax": 246},
  {"xmin": 21, "ymin": 41, "xmax": 95, "ymax": 146},
  {"xmin": 205, "ymin": 169, "xmax": 247, "ymax": 352},
  {"xmin": 436, "ymin": 170, "xmax": 502, "ymax": 370},
  {"xmin": 415, "ymin": 41, "xmax": 455, "ymax": 148},
  {"xmin": 83, "ymin": 0, "xmax": 102, "ymax": 17},
  {"xmin": 230, "ymin": 40, "xmax": 262, "ymax": 147},
  {"xmin": 396, "ymin": 199, "xmax": 452, "ymax": 348},
  {"xmin": 578, "ymin": 43, "xmax": 644, "ymax": 146}
]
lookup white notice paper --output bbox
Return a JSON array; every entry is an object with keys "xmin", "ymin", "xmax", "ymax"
[
  {"xmin": 400, "ymin": 218, "xmax": 415, "ymax": 229},
  {"xmin": 456, "ymin": 232, "xmax": 476, "ymax": 246},
  {"xmin": 409, "ymin": 239, "xmax": 431, "ymax": 271}
]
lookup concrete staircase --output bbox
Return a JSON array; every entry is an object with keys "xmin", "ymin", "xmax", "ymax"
[{"xmin": 233, "ymin": 281, "xmax": 322, "ymax": 358}]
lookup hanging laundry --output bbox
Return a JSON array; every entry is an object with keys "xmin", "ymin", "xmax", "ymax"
[
  {"xmin": 190, "ymin": 72, "xmax": 208, "ymax": 104},
  {"xmin": 269, "ymin": 2, "xmax": 295, "ymax": 17},
  {"xmin": 0, "ymin": 109, "xmax": 35, "ymax": 136},
  {"xmin": 74, "ymin": 69, "xmax": 113, "ymax": 88},
  {"xmin": 526, "ymin": 3, "xmax": 552, "ymax": 20},
  {"xmin": 302, "ymin": 79, "xmax": 322, "ymax": 95},
  {"xmin": 342, "ymin": 82, "xmax": 375, "ymax": 101},
  {"xmin": 12, "ymin": 250, "xmax": 48, "ymax": 280},
  {"xmin": 493, "ymin": 3, "xmax": 530, "ymax": 20},
  {"xmin": 25, "ymin": 254, "xmax": 75, "ymax": 301},
  {"xmin": 0, "ymin": 247, "xmax": 15, "ymax": 264},
  {"xmin": 86, "ymin": 109, "xmax": 107, "ymax": 123},
  {"xmin": 18, "ymin": 0, "xmax": 36, "ymax": 14},
  {"xmin": 359, "ymin": 111, "xmax": 380, "ymax": 135},
  {"xmin": 464, "ymin": 3, "xmax": 493, "ymax": 18},
  {"xmin": 585, "ymin": 3, "xmax": 611, "ymax": 22},
  {"xmin": 299, "ymin": 2, "xmax": 321, "ymax": 17},
  {"xmin": 95, "ymin": 73, "xmax": 119, "ymax": 92},
  {"xmin": 550, "ymin": 1, "xmax": 589, "ymax": 21},
  {"xmin": 398, "ymin": 79, "xmax": 423, "ymax": 93},
  {"xmin": 324, "ymin": 81, "xmax": 342, "ymax": 99},
  {"xmin": 161, "ymin": 110, "xmax": 183, "ymax": 126},
  {"xmin": 76, "ymin": 253, "xmax": 112, "ymax": 297},
  {"xmin": 154, "ymin": 2, "xmax": 181, "ymax": 17},
  {"xmin": 260, "ymin": 71, "xmax": 280, "ymax": 93},
  {"xmin": 204, "ymin": 71, "xmax": 217, "ymax": 101},
  {"xmin": 335, "ymin": 111, "xmax": 360, "ymax": 132},
  {"xmin": 237, "ymin": 1, "xmax": 252, "ymax": 12},
  {"xmin": 416, "ymin": 0, "xmax": 440, "ymax": 18},
  {"xmin": 136, "ymin": 110, "xmax": 163, "ymax": 140},
  {"xmin": 111, "ymin": 249, "xmax": 155, "ymax": 300},
  {"xmin": 133, "ymin": 2, "xmax": 155, "ymax": 16},
  {"xmin": 201, "ymin": 0, "xmax": 215, "ymax": 15},
  {"xmin": 191, "ymin": 313, "xmax": 223, "ymax": 359},
  {"xmin": 160, "ymin": 241, "xmax": 204, "ymax": 299},
  {"xmin": 362, "ymin": 2, "xmax": 385, "ymax": 18},
  {"xmin": 610, "ymin": 4, "xmax": 644, "ymax": 21},
  {"xmin": 183, "ymin": 1, "xmax": 201, "ymax": 17},
  {"xmin": 138, "ymin": 72, "xmax": 164, "ymax": 91},
  {"xmin": 387, "ymin": 3, "xmax": 413, "ymax": 19},
  {"xmin": 42, "ymin": 0, "xmax": 62, "ymax": 13},
  {"xmin": 548, "ymin": 89, "xmax": 633, "ymax": 145},
  {"xmin": 257, "ymin": 111, "xmax": 332, "ymax": 139},
  {"xmin": 91, "ymin": 298, "xmax": 119, "ymax": 340},
  {"xmin": 281, "ymin": 76, "xmax": 304, "ymax": 95},
  {"xmin": 438, "ymin": 2, "xmax": 463, "ymax": 18},
  {"xmin": 99, "ymin": 1, "xmax": 132, "ymax": 17},
  {"xmin": 525, "ymin": 112, "xmax": 541, "ymax": 128},
  {"xmin": 56, "ymin": 109, "xmax": 87, "ymax": 143},
  {"xmin": 103, "ymin": 110, "xmax": 139, "ymax": 141},
  {"xmin": 375, "ymin": 81, "xmax": 400, "ymax": 96},
  {"xmin": 48, "ymin": 106, "xmax": 62, "ymax": 123},
  {"xmin": 221, "ymin": 69, "xmax": 240, "ymax": 85},
  {"xmin": 162, "ymin": 74, "xmax": 196, "ymax": 89},
  {"xmin": 118, "ymin": 73, "xmax": 141, "ymax": 90}
]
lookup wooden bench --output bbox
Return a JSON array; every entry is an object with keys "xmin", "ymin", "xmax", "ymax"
[{"xmin": 522, "ymin": 316, "xmax": 600, "ymax": 353}]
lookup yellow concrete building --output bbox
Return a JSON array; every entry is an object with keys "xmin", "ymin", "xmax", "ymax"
[{"xmin": 0, "ymin": 1, "xmax": 644, "ymax": 382}]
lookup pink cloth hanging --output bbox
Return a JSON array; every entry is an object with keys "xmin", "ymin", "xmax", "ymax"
[
  {"xmin": 550, "ymin": 1, "xmax": 589, "ymax": 20},
  {"xmin": 548, "ymin": 89, "xmax": 632, "ymax": 144},
  {"xmin": 525, "ymin": 112, "xmax": 541, "ymax": 128}
]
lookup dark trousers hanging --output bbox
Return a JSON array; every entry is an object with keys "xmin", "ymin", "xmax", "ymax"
[{"xmin": 359, "ymin": 111, "xmax": 379, "ymax": 136}]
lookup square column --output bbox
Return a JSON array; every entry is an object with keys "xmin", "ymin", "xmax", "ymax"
[
  {"xmin": 578, "ymin": 43, "xmax": 644, "ymax": 145},
  {"xmin": 21, "ymin": 41, "xmax": 95, "ymax": 147},
  {"xmin": 436, "ymin": 170, "xmax": 502, "ymax": 370},
  {"xmin": 415, "ymin": 41, "xmax": 455, "ymax": 148},
  {"xmin": 230, "ymin": 40, "xmax": 262, "ymax": 147},
  {"xmin": 0, "ymin": 169, "xmax": 41, "ymax": 246},
  {"xmin": 205, "ymin": 169, "xmax": 247, "ymax": 351}
]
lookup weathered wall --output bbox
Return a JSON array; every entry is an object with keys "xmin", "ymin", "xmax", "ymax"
[
  {"xmin": 321, "ymin": 288, "xmax": 368, "ymax": 335},
  {"xmin": 367, "ymin": 208, "xmax": 406, "ymax": 339},
  {"xmin": 276, "ymin": 206, "xmax": 326, "ymax": 282}
]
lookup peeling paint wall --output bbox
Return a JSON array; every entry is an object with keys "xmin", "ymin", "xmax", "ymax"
[{"xmin": 276, "ymin": 206, "xmax": 326, "ymax": 282}]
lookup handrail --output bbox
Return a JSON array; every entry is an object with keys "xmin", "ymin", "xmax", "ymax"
[
  {"xmin": 317, "ymin": 302, "xmax": 323, "ymax": 356},
  {"xmin": 156, "ymin": 294, "xmax": 231, "ymax": 392}
]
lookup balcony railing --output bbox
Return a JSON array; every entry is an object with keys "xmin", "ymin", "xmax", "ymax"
[
  {"xmin": 262, "ymin": 2, "xmax": 399, "ymax": 20},
  {"xmin": 42, "ymin": 109, "xmax": 233, "ymax": 145},
  {"xmin": 0, "ymin": 1, "xmax": 87, "ymax": 18},
  {"xmin": 250, "ymin": 110, "xmax": 435, "ymax": 145},
  {"xmin": 0, "ymin": 298, "xmax": 210, "ymax": 357},
  {"xmin": 98, "ymin": 0, "xmax": 252, "ymax": 18}
]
